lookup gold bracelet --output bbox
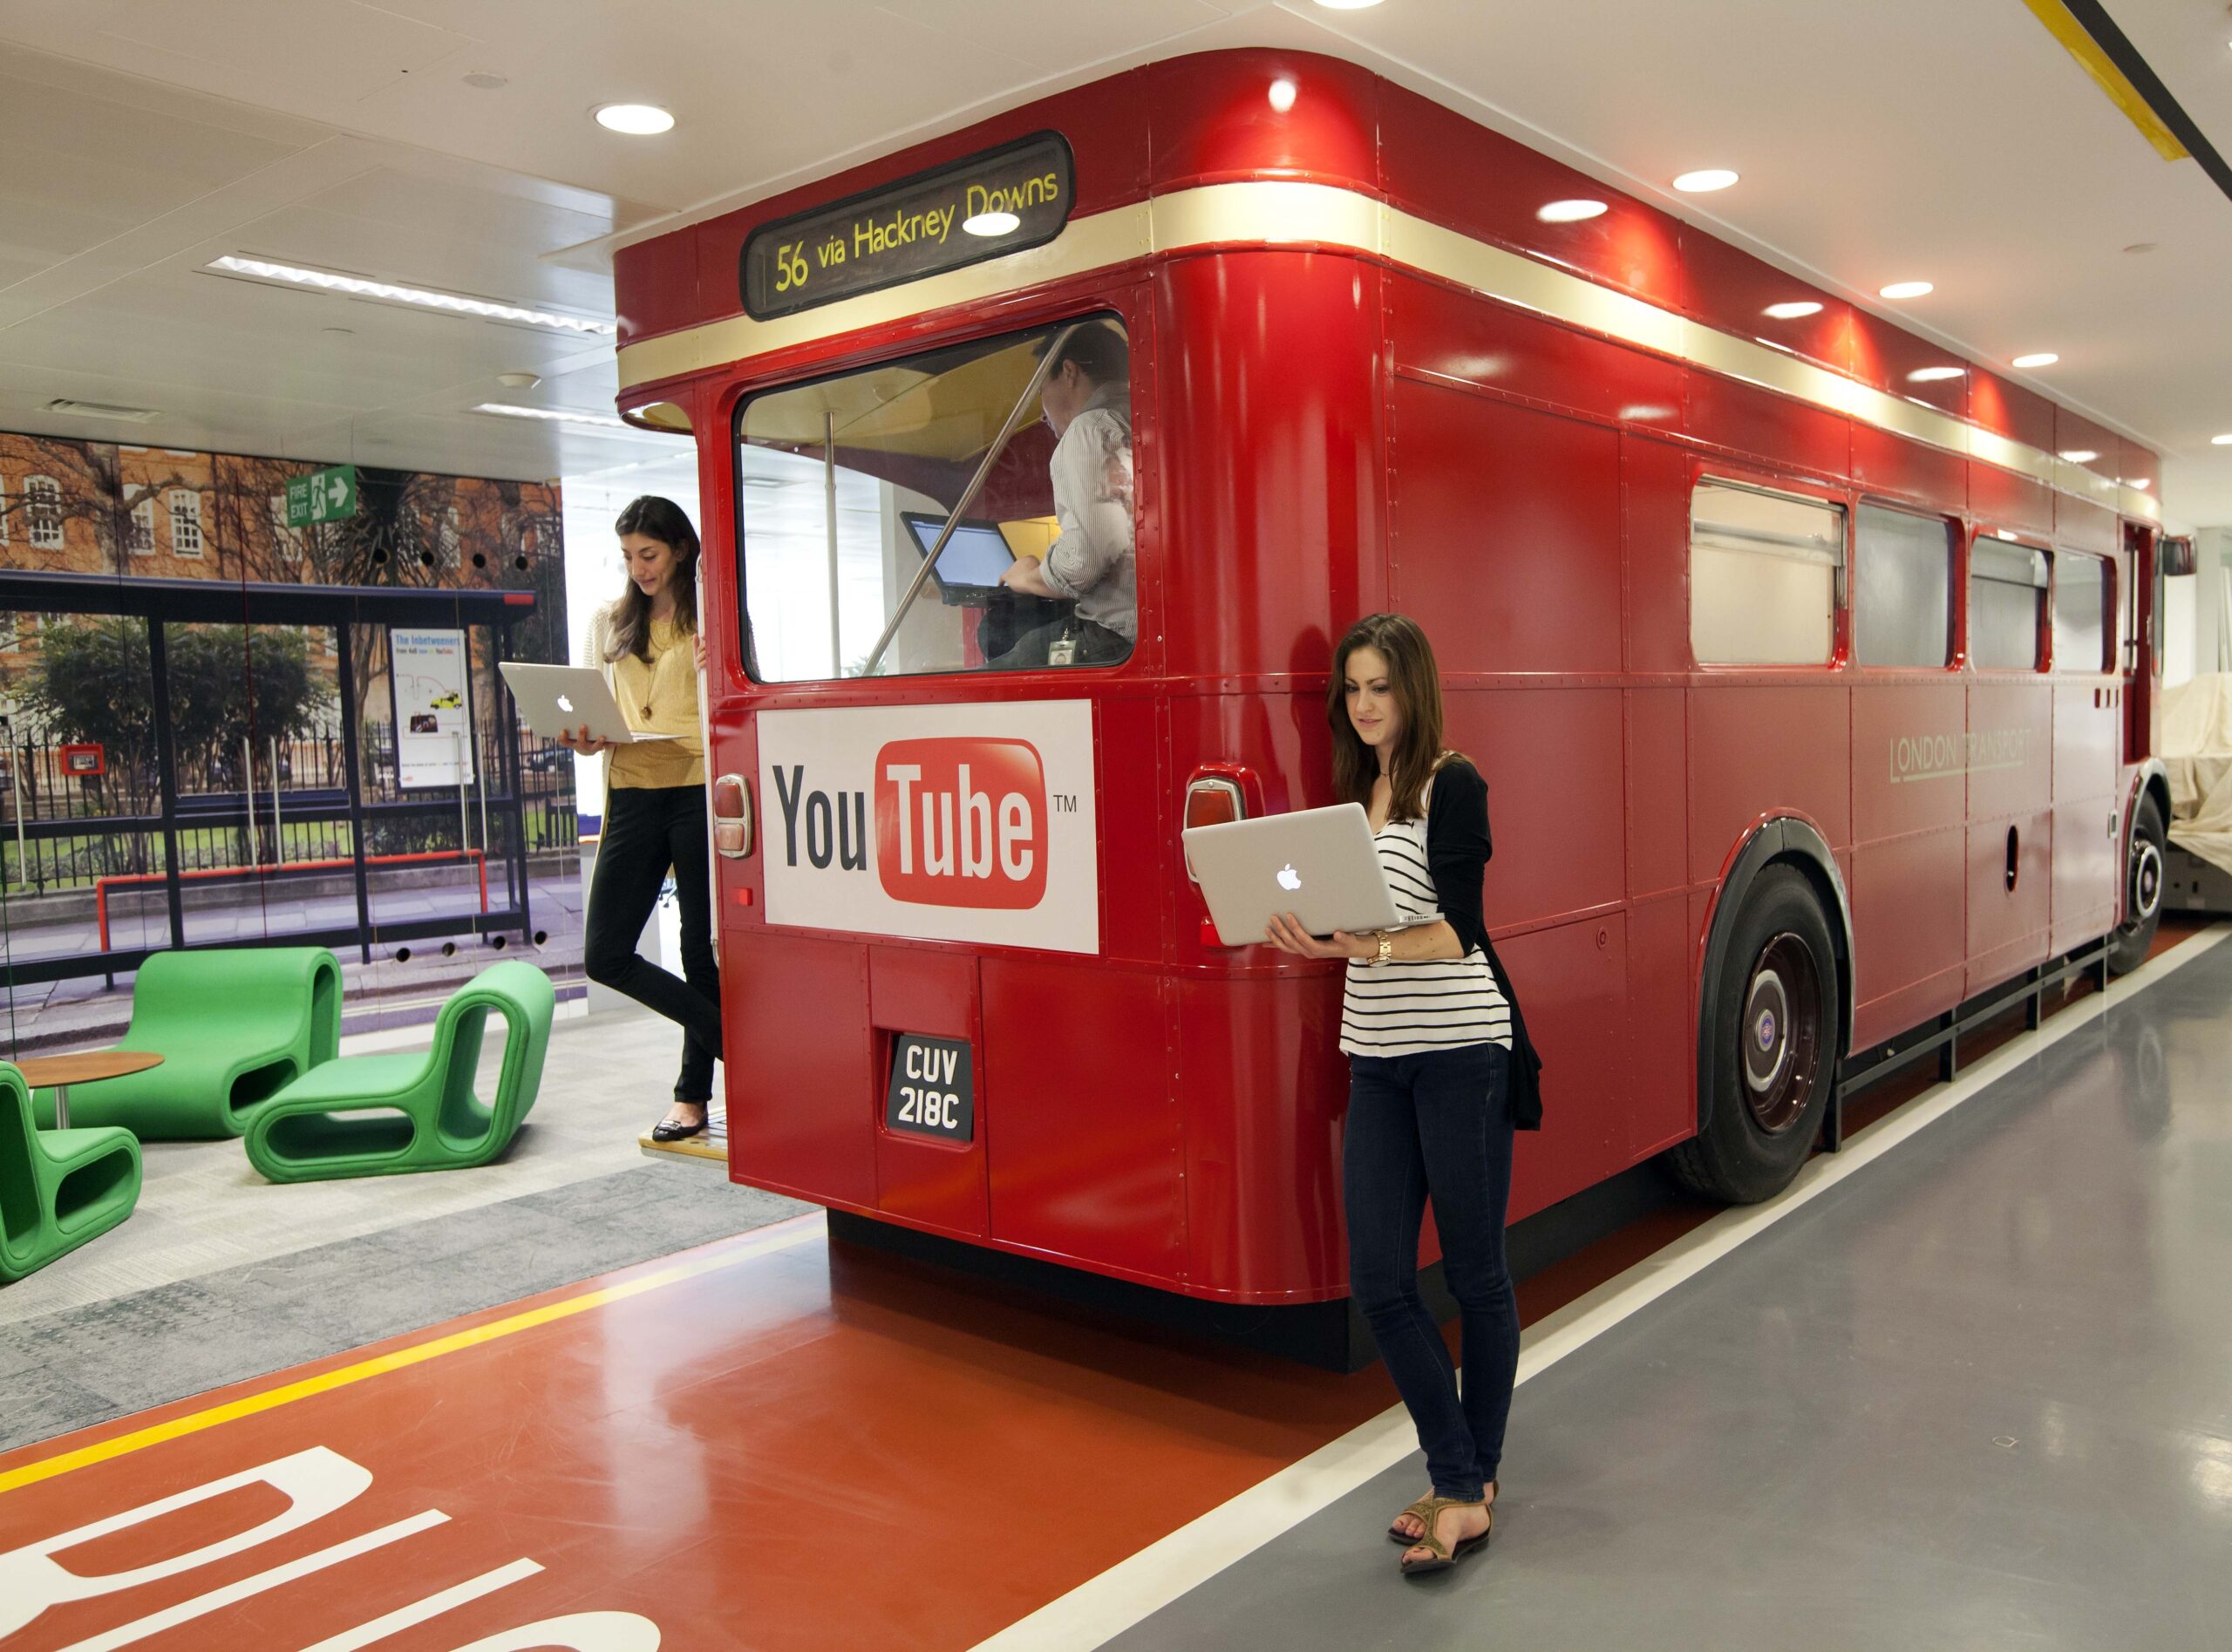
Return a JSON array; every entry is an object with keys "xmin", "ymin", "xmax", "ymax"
[{"xmin": 1374, "ymin": 930, "xmax": 1393, "ymax": 966}]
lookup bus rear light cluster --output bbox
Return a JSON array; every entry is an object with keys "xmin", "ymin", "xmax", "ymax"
[
  {"xmin": 712, "ymin": 773, "xmax": 754, "ymax": 858},
  {"xmin": 1184, "ymin": 776, "xmax": 1247, "ymax": 833}
]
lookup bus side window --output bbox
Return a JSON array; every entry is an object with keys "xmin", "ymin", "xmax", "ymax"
[
  {"xmin": 1969, "ymin": 539, "xmax": 2047, "ymax": 670},
  {"xmin": 1854, "ymin": 504, "xmax": 1954, "ymax": 668},
  {"xmin": 1689, "ymin": 480, "xmax": 1845, "ymax": 667},
  {"xmin": 2050, "ymin": 551, "xmax": 2108, "ymax": 673}
]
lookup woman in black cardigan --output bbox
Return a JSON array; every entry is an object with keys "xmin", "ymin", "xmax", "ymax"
[{"xmin": 1265, "ymin": 612, "xmax": 1542, "ymax": 1577}]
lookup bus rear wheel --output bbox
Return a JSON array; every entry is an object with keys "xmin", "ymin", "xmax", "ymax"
[
  {"xmin": 1669, "ymin": 866, "xmax": 1841, "ymax": 1205},
  {"xmin": 2106, "ymin": 794, "xmax": 2166, "ymax": 977}
]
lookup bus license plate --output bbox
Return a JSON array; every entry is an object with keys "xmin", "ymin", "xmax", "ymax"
[{"xmin": 886, "ymin": 1034, "xmax": 974, "ymax": 1144}]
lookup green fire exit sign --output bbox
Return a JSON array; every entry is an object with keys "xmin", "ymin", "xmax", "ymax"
[{"xmin": 285, "ymin": 465, "xmax": 357, "ymax": 527}]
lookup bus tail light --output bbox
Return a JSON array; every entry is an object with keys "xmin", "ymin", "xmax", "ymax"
[
  {"xmin": 712, "ymin": 773, "xmax": 753, "ymax": 858},
  {"xmin": 1184, "ymin": 776, "xmax": 1246, "ymax": 833}
]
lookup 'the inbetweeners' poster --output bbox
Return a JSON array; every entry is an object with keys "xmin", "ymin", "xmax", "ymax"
[{"xmin": 390, "ymin": 629, "xmax": 475, "ymax": 788}]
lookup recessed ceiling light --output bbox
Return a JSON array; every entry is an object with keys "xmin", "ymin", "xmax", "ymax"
[
  {"xmin": 1879, "ymin": 281, "xmax": 1933, "ymax": 300},
  {"xmin": 1763, "ymin": 301, "xmax": 1823, "ymax": 319},
  {"xmin": 740, "ymin": 475, "xmax": 791, "ymax": 489},
  {"xmin": 2058, "ymin": 449, "xmax": 2099, "ymax": 463},
  {"xmin": 1311, "ymin": 0, "xmax": 1385, "ymax": 8},
  {"xmin": 595, "ymin": 103, "xmax": 674, "ymax": 135},
  {"xmin": 1268, "ymin": 78, "xmax": 1297, "ymax": 112},
  {"xmin": 1537, "ymin": 199, "xmax": 1609, "ymax": 223},
  {"xmin": 496, "ymin": 371, "xmax": 542, "ymax": 389},
  {"xmin": 463, "ymin": 71, "xmax": 507, "ymax": 90},
  {"xmin": 474, "ymin": 403, "xmax": 627, "ymax": 428},
  {"xmin": 2214, "ymin": 433, "xmax": 2232, "ymax": 445},
  {"xmin": 207, "ymin": 255, "xmax": 616, "ymax": 337},
  {"xmin": 2011, "ymin": 352, "xmax": 2059, "ymax": 369},
  {"xmin": 962, "ymin": 210, "xmax": 1019, "ymax": 237},
  {"xmin": 1673, "ymin": 169, "xmax": 1739, "ymax": 193},
  {"xmin": 1907, "ymin": 366, "xmax": 1965, "ymax": 383},
  {"xmin": 2123, "ymin": 241, "xmax": 2157, "ymax": 255}
]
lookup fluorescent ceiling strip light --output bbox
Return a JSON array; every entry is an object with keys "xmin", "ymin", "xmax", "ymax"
[
  {"xmin": 473, "ymin": 402, "xmax": 629, "ymax": 427},
  {"xmin": 208, "ymin": 255, "xmax": 616, "ymax": 337}
]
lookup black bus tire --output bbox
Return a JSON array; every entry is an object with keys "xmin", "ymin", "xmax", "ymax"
[
  {"xmin": 1668, "ymin": 866, "xmax": 1841, "ymax": 1205},
  {"xmin": 2106, "ymin": 794, "xmax": 2167, "ymax": 977}
]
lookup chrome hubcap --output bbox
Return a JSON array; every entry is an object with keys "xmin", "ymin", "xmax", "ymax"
[{"xmin": 1740, "ymin": 934, "xmax": 1820, "ymax": 1135}]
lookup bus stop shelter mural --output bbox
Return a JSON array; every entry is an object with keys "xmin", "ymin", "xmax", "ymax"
[{"xmin": 0, "ymin": 430, "xmax": 578, "ymax": 1025}]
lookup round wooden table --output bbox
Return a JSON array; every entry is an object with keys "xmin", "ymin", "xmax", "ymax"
[{"xmin": 15, "ymin": 1050, "xmax": 164, "ymax": 1130}]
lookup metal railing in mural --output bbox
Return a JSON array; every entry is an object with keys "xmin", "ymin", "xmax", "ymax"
[{"xmin": 1, "ymin": 720, "xmax": 577, "ymax": 895}]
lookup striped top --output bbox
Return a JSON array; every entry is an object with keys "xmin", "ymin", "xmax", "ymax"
[{"xmin": 1338, "ymin": 780, "xmax": 1512, "ymax": 1057}]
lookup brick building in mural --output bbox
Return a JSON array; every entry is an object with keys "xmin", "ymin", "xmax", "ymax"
[{"xmin": 0, "ymin": 429, "xmax": 566, "ymax": 747}]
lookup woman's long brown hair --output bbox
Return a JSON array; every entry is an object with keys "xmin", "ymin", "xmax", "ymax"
[
  {"xmin": 603, "ymin": 495, "xmax": 699, "ymax": 663},
  {"xmin": 1327, "ymin": 613, "xmax": 1451, "ymax": 823}
]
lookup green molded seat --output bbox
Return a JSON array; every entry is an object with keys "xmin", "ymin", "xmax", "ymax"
[
  {"xmin": 44, "ymin": 947, "xmax": 343, "ymax": 1140},
  {"xmin": 1, "ymin": 1063, "xmax": 141, "ymax": 1285},
  {"xmin": 243, "ymin": 962, "xmax": 554, "ymax": 1183}
]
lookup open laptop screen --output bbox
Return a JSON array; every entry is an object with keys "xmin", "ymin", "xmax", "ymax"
[{"xmin": 899, "ymin": 513, "xmax": 1017, "ymax": 595}]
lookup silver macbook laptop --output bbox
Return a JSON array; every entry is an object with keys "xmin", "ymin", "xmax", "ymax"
[
  {"xmin": 499, "ymin": 663, "xmax": 678, "ymax": 745},
  {"xmin": 1184, "ymin": 802, "xmax": 1436, "ymax": 948}
]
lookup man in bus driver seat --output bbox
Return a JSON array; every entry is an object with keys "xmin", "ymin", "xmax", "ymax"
[{"xmin": 991, "ymin": 322, "xmax": 1134, "ymax": 668}]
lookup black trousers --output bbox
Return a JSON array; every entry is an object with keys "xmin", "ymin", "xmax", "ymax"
[{"xmin": 584, "ymin": 784, "xmax": 723, "ymax": 1104}]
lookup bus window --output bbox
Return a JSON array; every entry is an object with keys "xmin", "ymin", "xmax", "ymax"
[
  {"xmin": 1969, "ymin": 538, "xmax": 2047, "ymax": 670},
  {"xmin": 1854, "ymin": 504, "xmax": 1954, "ymax": 668},
  {"xmin": 1689, "ymin": 480, "xmax": 1844, "ymax": 666},
  {"xmin": 2051, "ymin": 550, "xmax": 2109, "ymax": 672},
  {"xmin": 736, "ymin": 315, "xmax": 1133, "ymax": 681}
]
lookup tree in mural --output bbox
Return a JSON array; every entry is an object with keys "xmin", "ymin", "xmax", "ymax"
[{"xmin": 5, "ymin": 617, "xmax": 160, "ymax": 832}]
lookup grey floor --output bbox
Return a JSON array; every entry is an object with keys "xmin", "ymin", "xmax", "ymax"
[
  {"xmin": 1114, "ymin": 935, "xmax": 2232, "ymax": 1651},
  {"xmin": 0, "ymin": 1003, "xmax": 806, "ymax": 1451}
]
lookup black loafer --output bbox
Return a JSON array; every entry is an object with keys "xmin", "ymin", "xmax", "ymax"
[{"xmin": 650, "ymin": 1112, "xmax": 709, "ymax": 1142}]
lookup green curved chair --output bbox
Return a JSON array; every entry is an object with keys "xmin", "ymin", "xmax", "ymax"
[
  {"xmin": 1, "ymin": 1063, "xmax": 141, "ymax": 1284},
  {"xmin": 44, "ymin": 947, "xmax": 342, "ymax": 1139},
  {"xmin": 243, "ymin": 962, "xmax": 554, "ymax": 1183}
]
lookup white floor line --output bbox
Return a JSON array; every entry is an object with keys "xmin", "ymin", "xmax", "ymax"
[{"xmin": 973, "ymin": 925, "xmax": 2231, "ymax": 1652}]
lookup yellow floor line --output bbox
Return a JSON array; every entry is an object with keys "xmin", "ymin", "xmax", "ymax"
[{"xmin": 0, "ymin": 1213, "xmax": 826, "ymax": 1499}]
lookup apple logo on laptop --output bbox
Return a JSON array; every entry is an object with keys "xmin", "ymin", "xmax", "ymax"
[
  {"xmin": 556, "ymin": 694, "xmax": 574, "ymax": 714},
  {"xmin": 1277, "ymin": 863, "xmax": 1302, "ymax": 891}
]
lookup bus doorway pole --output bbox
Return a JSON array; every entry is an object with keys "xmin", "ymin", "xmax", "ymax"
[{"xmin": 825, "ymin": 411, "xmax": 841, "ymax": 677}]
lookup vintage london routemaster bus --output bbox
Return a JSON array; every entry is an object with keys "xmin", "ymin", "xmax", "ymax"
[{"xmin": 609, "ymin": 49, "xmax": 2171, "ymax": 1321}]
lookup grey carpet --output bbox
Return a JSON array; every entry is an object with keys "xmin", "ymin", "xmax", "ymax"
[{"xmin": 0, "ymin": 1160, "xmax": 809, "ymax": 1451}]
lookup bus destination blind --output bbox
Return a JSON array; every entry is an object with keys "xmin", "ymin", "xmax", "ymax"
[{"xmin": 740, "ymin": 133, "xmax": 1073, "ymax": 320}]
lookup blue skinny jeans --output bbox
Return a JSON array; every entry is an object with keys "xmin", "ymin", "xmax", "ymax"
[{"xmin": 1344, "ymin": 1041, "xmax": 1519, "ymax": 1502}]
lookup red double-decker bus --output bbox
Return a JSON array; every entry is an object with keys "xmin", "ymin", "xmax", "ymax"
[{"xmin": 609, "ymin": 49, "xmax": 2169, "ymax": 1317}]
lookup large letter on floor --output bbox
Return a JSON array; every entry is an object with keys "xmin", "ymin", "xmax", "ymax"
[{"xmin": 0, "ymin": 1445, "xmax": 373, "ymax": 1638}]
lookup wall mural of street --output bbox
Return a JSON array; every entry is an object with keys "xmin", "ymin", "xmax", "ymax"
[{"xmin": 0, "ymin": 430, "xmax": 584, "ymax": 1050}]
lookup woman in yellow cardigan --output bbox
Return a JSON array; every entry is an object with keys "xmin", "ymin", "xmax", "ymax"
[{"xmin": 559, "ymin": 497, "xmax": 721, "ymax": 1141}]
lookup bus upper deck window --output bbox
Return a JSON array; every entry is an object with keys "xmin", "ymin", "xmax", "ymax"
[
  {"xmin": 735, "ymin": 316, "xmax": 1135, "ymax": 682},
  {"xmin": 1689, "ymin": 481, "xmax": 1845, "ymax": 667}
]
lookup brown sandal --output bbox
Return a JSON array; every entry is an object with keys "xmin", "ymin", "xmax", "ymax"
[
  {"xmin": 1397, "ymin": 1494, "xmax": 1492, "ymax": 1576},
  {"xmin": 1389, "ymin": 1479, "xmax": 1496, "ymax": 1545},
  {"xmin": 1387, "ymin": 1495, "xmax": 1440, "ymax": 1544}
]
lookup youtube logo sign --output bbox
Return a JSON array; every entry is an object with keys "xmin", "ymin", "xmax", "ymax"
[
  {"xmin": 758, "ymin": 701, "xmax": 1099, "ymax": 954},
  {"xmin": 874, "ymin": 738, "xmax": 1047, "ymax": 908}
]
